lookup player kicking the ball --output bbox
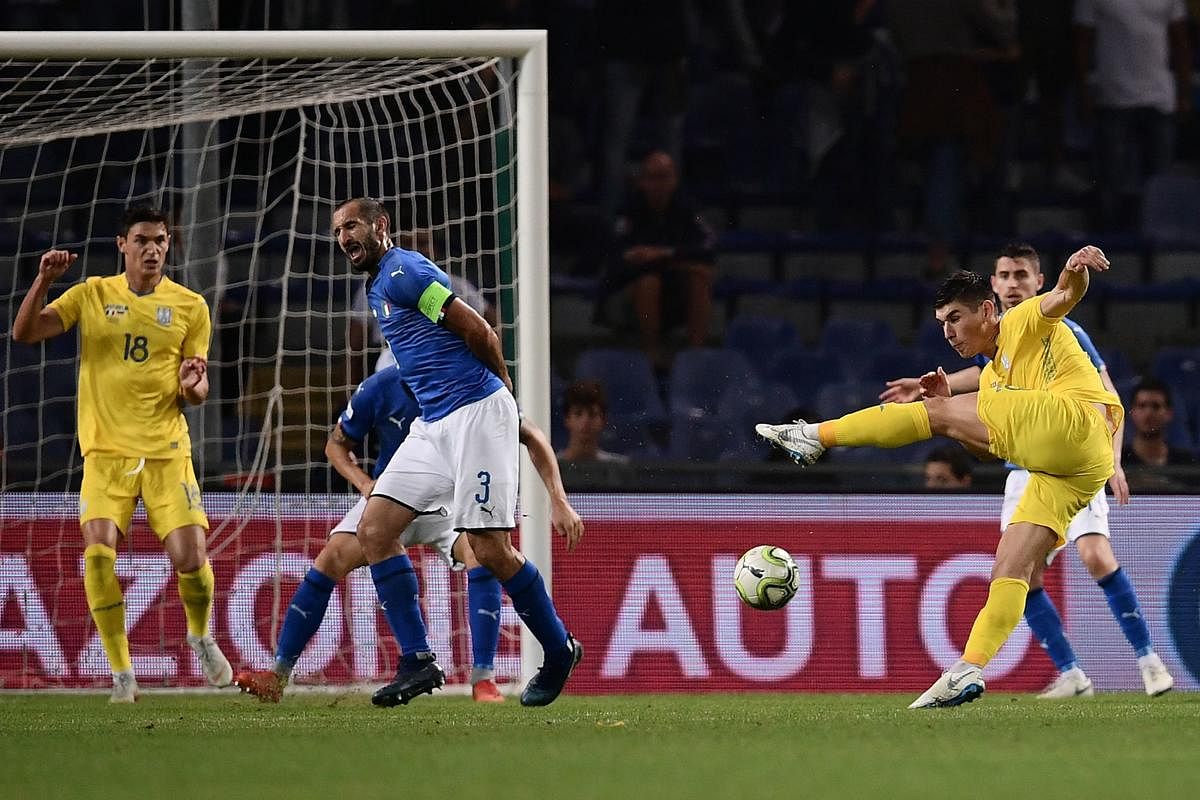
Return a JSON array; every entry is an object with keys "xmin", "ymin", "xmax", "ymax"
[
  {"xmin": 235, "ymin": 365, "xmax": 582, "ymax": 703},
  {"xmin": 759, "ymin": 246, "xmax": 1122, "ymax": 708}
]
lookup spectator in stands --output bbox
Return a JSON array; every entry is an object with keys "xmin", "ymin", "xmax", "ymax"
[
  {"xmin": 885, "ymin": 0, "xmax": 1017, "ymax": 275},
  {"xmin": 596, "ymin": 0, "xmax": 691, "ymax": 215},
  {"xmin": 1018, "ymin": 0, "xmax": 1090, "ymax": 194},
  {"xmin": 924, "ymin": 445, "xmax": 975, "ymax": 488},
  {"xmin": 1122, "ymin": 378, "xmax": 1198, "ymax": 469},
  {"xmin": 758, "ymin": 0, "xmax": 900, "ymax": 231},
  {"xmin": 557, "ymin": 379, "xmax": 630, "ymax": 464},
  {"xmin": 599, "ymin": 150, "xmax": 716, "ymax": 372},
  {"xmin": 1074, "ymin": 0, "xmax": 1194, "ymax": 230}
]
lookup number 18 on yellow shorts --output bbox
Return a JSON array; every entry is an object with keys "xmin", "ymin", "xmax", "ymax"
[{"xmin": 80, "ymin": 455, "xmax": 209, "ymax": 539}]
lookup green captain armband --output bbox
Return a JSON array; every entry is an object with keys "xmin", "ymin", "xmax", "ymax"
[{"xmin": 417, "ymin": 281, "xmax": 454, "ymax": 323}]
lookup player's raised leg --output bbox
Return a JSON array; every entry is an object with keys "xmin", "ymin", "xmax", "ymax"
[
  {"xmin": 358, "ymin": 496, "xmax": 444, "ymax": 707},
  {"xmin": 757, "ymin": 391, "xmax": 990, "ymax": 465}
]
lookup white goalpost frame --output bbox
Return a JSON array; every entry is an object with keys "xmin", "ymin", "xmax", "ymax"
[{"xmin": 0, "ymin": 29, "xmax": 554, "ymax": 686}]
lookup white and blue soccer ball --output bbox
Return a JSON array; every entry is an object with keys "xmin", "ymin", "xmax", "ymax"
[{"xmin": 733, "ymin": 545, "xmax": 800, "ymax": 611}]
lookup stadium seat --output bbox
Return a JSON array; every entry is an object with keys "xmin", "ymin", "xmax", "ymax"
[
  {"xmin": 725, "ymin": 314, "xmax": 798, "ymax": 367},
  {"xmin": 666, "ymin": 347, "xmax": 759, "ymax": 461},
  {"xmin": 762, "ymin": 346, "xmax": 846, "ymax": 407},
  {"xmin": 819, "ymin": 317, "xmax": 896, "ymax": 353},
  {"xmin": 863, "ymin": 347, "xmax": 931, "ymax": 386},
  {"xmin": 574, "ymin": 347, "xmax": 667, "ymax": 455},
  {"xmin": 1142, "ymin": 174, "xmax": 1200, "ymax": 246},
  {"xmin": 1151, "ymin": 347, "xmax": 1200, "ymax": 443},
  {"xmin": 818, "ymin": 317, "xmax": 896, "ymax": 379},
  {"xmin": 814, "ymin": 380, "xmax": 884, "ymax": 421}
]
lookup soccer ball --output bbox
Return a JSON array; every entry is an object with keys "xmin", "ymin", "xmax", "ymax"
[{"xmin": 733, "ymin": 545, "xmax": 800, "ymax": 611}]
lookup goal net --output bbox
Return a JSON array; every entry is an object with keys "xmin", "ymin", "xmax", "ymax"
[{"xmin": 0, "ymin": 31, "xmax": 551, "ymax": 691}]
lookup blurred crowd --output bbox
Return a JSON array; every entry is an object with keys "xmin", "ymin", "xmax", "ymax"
[{"xmin": 4, "ymin": 0, "xmax": 1200, "ymax": 482}]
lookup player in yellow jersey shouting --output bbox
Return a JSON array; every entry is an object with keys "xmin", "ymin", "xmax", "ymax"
[
  {"xmin": 12, "ymin": 206, "xmax": 232, "ymax": 703},
  {"xmin": 757, "ymin": 245, "xmax": 1118, "ymax": 708}
]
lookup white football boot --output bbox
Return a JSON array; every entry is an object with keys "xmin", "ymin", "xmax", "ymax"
[
  {"xmin": 908, "ymin": 664, "xmax": 985, "ymax": 709},
  {"xmin": 188, "ymin": 634, "xmax": 234, "ymax": 687},
  {"xmin": 754, "ymin": 420, "xmax": 826, "ymax": 466},
  {"xmin": 1138, "ymin": 653, "xmax": 1174, "ymax": 697},
  {"xmin": 1037, "ymin": 667, "xmax": 1094, "ymax": 699},
  {"xmin": 110, "ymin": 670, "xmax": 139, "ymax": 704}
]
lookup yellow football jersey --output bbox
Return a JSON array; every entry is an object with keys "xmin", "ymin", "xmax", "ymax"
[
  {"xmin": 978, "ymin": 295, "xmax": 1123, "ymax": 428},
  {"xmin": 48, "ymin": 274, "xmax": 211, "ymax": 458}
]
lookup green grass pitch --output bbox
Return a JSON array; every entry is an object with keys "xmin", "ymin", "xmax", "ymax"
[{"xmin": 3, "ymin": 692, "xmax": 1199, "ymax": 799}]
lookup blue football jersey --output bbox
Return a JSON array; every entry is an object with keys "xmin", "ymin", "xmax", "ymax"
[
  {"xmin": 365, "ymin": 247, "xmax": 503, "ymax": 421},
  {"xmin": 337, "ymin": 365, "xmax": 420, "ymax": 479}
]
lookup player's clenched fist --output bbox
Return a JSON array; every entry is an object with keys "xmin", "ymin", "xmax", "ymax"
[
  {"xmin": 38, "ymin": 249, "xmax": 78, "ymax": 281},
  {"xmin": 179, "ymin": 356, "xmax": 207, "ymax": 390}
]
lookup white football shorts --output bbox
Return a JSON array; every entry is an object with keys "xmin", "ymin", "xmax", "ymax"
[
  {"xmin": 1000, "ymin": 468, "xmax": 1110, "ymax": 564},
  {"xmin": 371, "ymin": 388, "xmax": 519, "ymax": 532},
  {"xmin": 329, "ymin": 495, "xmax": 462, "ymax": 568}
]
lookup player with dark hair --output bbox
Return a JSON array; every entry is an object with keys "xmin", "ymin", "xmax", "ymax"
[
  {"xmin": 924, "ymin": 445, "xmax": 974, "ymax": 488},
  {"xmin": 330, "ymin": 197, "xmax": 582, "ymax": 707},
  {"xmin": 234, "ymin": 365, "xmax": 581, "ymax": 703},
  {"xmin": 12, "ymin": 205, "xmax": 232, "ymax": 702},
  {"xmin": 758, "ymin": 246, "xmax": 1128, "ymax": 708},
  {"xmin": 882, "ymin": 244, "xmax": 1172, "ymax": 699}
]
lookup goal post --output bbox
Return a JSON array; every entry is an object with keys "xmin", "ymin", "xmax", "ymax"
[{"xmin": 0, "ymin": 30, "xmax": 551, "ymax": 688}]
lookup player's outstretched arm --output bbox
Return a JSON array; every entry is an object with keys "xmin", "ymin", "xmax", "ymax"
[
  {"xmin": 325, "ymin": 423, "xmax": 374, "ymax": 498},
  {"xmin": 441, "ymin": 297, "xmax": 513, "ymax": 393},
  {"xmin": 1041, "ymin": 245, "xmax": 1109, "ymax": 319},
  {"xmin": 12, "ymin": 249, "xmax": 74, "ymax": 344},
  {"xmin": 881, "ymin": 365, "xmax": 981, "ymax": 402},
  {"xmin": 519, "ymin": 418, "xmax": 584, "ymax": 552}
]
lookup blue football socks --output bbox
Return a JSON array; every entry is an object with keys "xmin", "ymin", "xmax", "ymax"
[
  {"xmin": 501, "ymin": 560, "xmax": 569, "ymax": 661},
  {"xmin": 1098, "ymin": 567, "xmax": 1153, "ymax": 657},
  {"xmin": 1023, "ymin": 588, "xmax": 1078, "ymax": 672},
  {"xmin": 369, "ymin": 554, "xmax": 432, "ymax": 665},
  {"xmin": 275, "ymin": 567, "xmax": 336, "ymax": 674},
  {"xmin": 468, "ymin": 566, "xmax": 501, "ymax": 676}
]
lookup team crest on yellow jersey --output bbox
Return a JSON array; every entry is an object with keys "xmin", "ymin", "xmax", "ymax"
[
  {"xmin": 104, "ymin": 304, "xmax": 128, "ymax": 318},
  {"xmin": 156, "ymin": 306, "xmax": 173, "ymax": 326}
]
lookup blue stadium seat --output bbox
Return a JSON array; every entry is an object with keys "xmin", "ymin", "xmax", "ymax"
[
  {"xmin": 814, "ymin": 380, "xmax": 884, "ymax": 421},
  {"xmin": 1098, "ymin": 348, "xmax": 1135, "ymax": 385},
  {"xmin": 666, "ymin": 347, "xmax": 759, "ymax": 461},
  {"xmin": 1142, "ymin": 174, "xmax": 1200, "ymax": 246},
  {"xmin": 1151, "ymin": 348, "xmax": 1200, "ymax": 443},
  {"xmin": 574, "ymin": 347, "xmax": 666, "ymax": 455},
  {"xmin": 819, "ymin": 317, "xmax": 896, "ymax": 379},
  {"xmin": 724, "ymin": 315, "xmax": 798, "ymax": 368},
  {"xmin": 1116, "ymin": 375, "xmax": 1196, "ymax": 451},
  {"xmin": 762, "ymin": 346, "xmax": 846, "ymax": 407},
  {"xmin": 863, "ymin": 347, "xmax": 931, "ymax": 386}
]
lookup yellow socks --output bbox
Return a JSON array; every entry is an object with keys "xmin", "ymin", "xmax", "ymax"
[
  {"xmin": 83, "ymin": 543, "xmax": 132, "ymax": 674},
  {"xmin": 963, "ymin": 578, "xmax": 1030, "ymax": 667},
  {"xmin": 818, "ymin": 402, "xmax": 932, "ymax": 448},
  {"xmin": 177, "ymin": 560, "xmax": 215, "ymax": 638}
]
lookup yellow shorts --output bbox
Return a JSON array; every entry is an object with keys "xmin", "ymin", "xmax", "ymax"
[
  {"xmin": 978, "ymin": 387, "xmax": 1113, "ymax": 547},
  {"xmin": 80, "ymin": 455, "xmax": 209, "ymax": 540}
]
